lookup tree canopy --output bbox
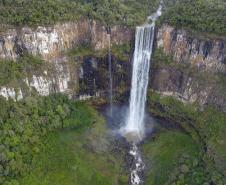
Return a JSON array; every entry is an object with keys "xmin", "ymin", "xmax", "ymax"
[
  {"xmin": 0, "ymin": 94, "xmax": 95, "ymax": 185},
  {"xmin": 0, "ymin": 0, "xmax": 160, "ymax": 27},
  {"xmin": 160, "ymin": 0, "xmax": 226, "ymax": 37}
]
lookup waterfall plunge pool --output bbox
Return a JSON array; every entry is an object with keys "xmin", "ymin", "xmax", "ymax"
[
  {"xmin": 96, "ymin": 103, "xmax": 193, "ymax": 185},
  {"xmin": 19, "ymin": 101, "xmax": 200, "ymax": 185}
]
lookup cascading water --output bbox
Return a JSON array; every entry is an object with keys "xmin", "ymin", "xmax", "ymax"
[
  {"xmin": 122, "ymin": 1, "xmax": 163, "ymax": 142},
  {"xmin": 108, "ymin": 33, "xmax": 113, "ymax": 117},
  {"xmin": 124, "ymin": 25, "xmax": 155, "ymax": 141},
  {"xmin": 121, "ymin": 3, "xmax": 163, "ymax": 185}
]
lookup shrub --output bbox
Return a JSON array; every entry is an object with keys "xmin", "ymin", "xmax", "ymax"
[{"xmin": 160, "ymin": 0, "xmax": 226, "ymax": 37}]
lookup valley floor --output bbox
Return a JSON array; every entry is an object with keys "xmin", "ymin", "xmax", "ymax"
[
  {"xmin": 17, "ymin": 100, "xmax": 223, "ymax": 185},
  {"xmin": 19, "ymin": 105, "xmax": 128, "ymax": 185}
]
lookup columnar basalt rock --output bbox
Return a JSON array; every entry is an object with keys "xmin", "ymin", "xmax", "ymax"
[
  {"xmin": 151, "ymin": 25, "xmax": 226, "ymax": 112},
  {"xmin": 157, "ymin": 25, "xmax": 226, "ymax": 74},
  {"xmin": 0, "ymin": 20, "xmax": 133, "ymax": 100},
  {"xmin": 1, "ymin": 21, "xmax": 225, "ymax": 114},
  {"xmin": 0, "ymin": 20, "xmax": 133, "ymax": 60}
]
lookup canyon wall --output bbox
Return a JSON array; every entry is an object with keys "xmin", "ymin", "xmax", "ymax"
[
  {"xmin": 0, "ymin": 20, "xmax": 133, "ymax": 100},
  {"xmin": 0, "ymin": 20, "xmax": 225, "ymax": 113},
  {"xmin": 156, "ymin": 25, "xmax": 226, "ymax": 73},
  {"xmin": 0, "ymin": 20, "xmax": 132, "ymax": 60},
  {"xmin": 151, "ymin": 25, "xmax": 226, "ymax": 112}
]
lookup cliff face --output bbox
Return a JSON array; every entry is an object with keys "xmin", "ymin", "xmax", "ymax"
[
  {"xmin": 1, "ymin": 21, "xmax": 225, "ymax": 112},
  {"xmin": 156, "ymin": 25, "xmax": 226, "ymax": 74},
  {"xmin": 79, "ymin": 56, "xmax": 131, "ymax": 99},
  {"xmin": 0, "ymin": 20, "xmax": 133, "ymax": 100},
  {"xmin": 151, "ymin": 25, "xmax": 226, "ymax": 112},
  {"xmin": 0, "ymin": 20, "xmax": 132, "ymax": 60}
]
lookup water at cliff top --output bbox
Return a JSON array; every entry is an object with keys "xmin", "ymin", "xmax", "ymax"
[{"xmin": 121, "ymin": 2, "xmax": 163, "ymax": 143}]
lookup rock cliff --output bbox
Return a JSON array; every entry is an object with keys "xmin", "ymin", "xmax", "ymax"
[
  {"xmin": 151, "ymin": 25, "xmax": 226, "ymax": 112},
  {"xmin": 0, "ymin": 20, "xmax": 132, "ymax": 60},
  {"xmin": 0, "ymin": 21, "xmax": 225, "ymax": 113},
  {"xmin": 156, "ymin": 25, "xmax": 226, "ymax": 74},
  {"xmin": 0, "ymin": 20, "xmax": 133, "ymax": 100}
]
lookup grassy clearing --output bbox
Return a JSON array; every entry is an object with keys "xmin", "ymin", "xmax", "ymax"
[
  {"xmin": 66, "ymin": 43, "xmax": 131, "ymax": 62},
  {"xmin": 19, "ymin": 104, "xmax": 127, "ymax": 185},
  {"xmin": 147, "ymin": 91, "xmax": 226, "ymax": 184},
  {"xmin": 143, "ymin": 130, "xmax": 200, "ymax": 185},
  {"xmin": 111, "ymin": 44, "xmax": 131, "ymax": 61}
]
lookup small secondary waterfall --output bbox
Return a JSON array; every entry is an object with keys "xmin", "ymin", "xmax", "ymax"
[{"xmin": 108, "ymin": 33, "xmax": 113, "ymax": 116}]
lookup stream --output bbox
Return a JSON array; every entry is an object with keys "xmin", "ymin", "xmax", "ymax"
[{"xmin": 97, "ymin": 103, "xmax": 182, "ymax": 185}]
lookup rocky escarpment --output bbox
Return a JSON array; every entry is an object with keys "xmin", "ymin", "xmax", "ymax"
[
  {"xmin": 0, "ymin": 20, "xmax": 132, "ymax": 60},
  {"xmin": 0, "ymin": 20, "xmax": 133, "ymax": 100},
  {"xmin": 1, "ymin": 21, "xmax": 226, "ymax": 113},
  {"xmin": 156, "ymin": 25, "xmax": 226, "ymax": 74},
  {"xmin": 79, "ymin": 56, "xmax": 131, "ymax": 99},
  {"xmin": 150, "ymin": 25, "xmax": 226, "ymax": 112}
]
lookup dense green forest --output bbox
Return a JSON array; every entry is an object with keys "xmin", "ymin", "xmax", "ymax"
[
  {"xmin": 0, "ymin": 0, "xmax": 159, "ymax": 27},
  {"xmin": 0, "ymin": 94, "xmax": 97, "ymax": 185},
  {"xmin": 1, "ymin": 0, "xmax": 226, "ymax": 36},
  {"xmin": 160, "ymin": 0, "xmax": 226, "ymax": 36}
]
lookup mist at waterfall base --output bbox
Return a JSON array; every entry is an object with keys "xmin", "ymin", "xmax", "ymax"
[
  {"xmin": 102, "ymin": 3, "xmax": 163, "ymax": 185},
  {"xmin": 103, "ymin": 104, "xmax": 155, "ymax": 140},
  {"xmin": 119, "ymin": 2, "xmax": 162, "ymax": 143}
]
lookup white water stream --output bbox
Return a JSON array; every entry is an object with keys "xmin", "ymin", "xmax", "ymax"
[
  {"xmin": 122, "ymin": 2, "xmax": 162, "ymax": 141},
  {"xmin": 108, "ymin": 34, "xmax": 113, "ymax": 117},
  {"xmin": 121, "ymin": 2, "xmax": 163, "ymax": 185}
]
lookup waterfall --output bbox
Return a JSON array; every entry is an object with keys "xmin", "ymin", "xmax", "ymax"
[
  {"xmin": 125, "ymin": 25, "xmax": 155, "ymax": 141},
  {"xmin": 108, "ymin": 33, "xmax": 113, "ymax": 116},
  {"xmin": 122, "ymin": 2, "xmax": 163, "ymax": 142},
  {"xmin": 121, "ymin": 3, "xmax": 163, "ymax": 185}
]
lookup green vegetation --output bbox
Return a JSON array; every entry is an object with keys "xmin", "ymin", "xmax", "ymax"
[
  {"xmin": 147, "ymin": 91, "xmax": 226, "ymax": 184},
  {"xmin": 0, "ymin": 0, "xmax": 160, "ymax": 28},
  {"xmin": 19, "ymin": 103, "xmax": 127, "ymax": 185},
  {"xmin": 0, "ymin": 54, "xmax": 50, "ymax": 87},
  {"xmin": 152, "ymin": 48, "xmax": 226, "ymax": 92},
  {"xmin": 66, "ymin": 46, "xmax": 95, "ymax": 58},
  {"xmin": 79, "ymin": 0, "xmax": 160, "ymax": 27},
  {"xmin": 0, "ymin": 94, "xmax": 110, "ymax": 185},
  {"xmin": 66, "ymin": 43, "xmax": 131, "ymax": 61},
  {"xmin": 0, "ymin": 0, "xmax": 79, "ymax": 27},
  {"xmin": 111, "ymin": 44, "xmax": 131, "ymax": 61},
  {"xmin": 151, "ymin": 48, "xmax": 174, "ymax": 68},
  {"xmin": 160, "ymin": 0, "xmax": 226, "ymax": 37},
  {"xmin": 143, "ymin": 131, "xmax": 203, "ymax": 185}
]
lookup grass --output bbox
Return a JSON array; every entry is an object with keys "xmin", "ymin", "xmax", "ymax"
[
  {"xmin": 143, "ymin": 130, "xmax": 200, "ymax": 185},
  {"xmin": 19, "ymin": 104, "xmax": 127, "ymax": 185},
  {"xmin": 147, "ymin": 91, "xmax": 226, "ymax": 184},
  {"xmin": 0, "ymin": 54, "xmax": 52, "ymax": 89},
  {"xmin": 66, "ymin": 44, "xmax": 131, "ymax": 62},
  {"xmin": 111, "ymin": 44, "xmax": 131, "ymax": 61}
]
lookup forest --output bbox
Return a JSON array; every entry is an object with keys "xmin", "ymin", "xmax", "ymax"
[
  {"xmin": 1, "ymin": 0, "xmax": 226, "ymax": 36},
  {"xmin": 0, "ymin": 0, "xmax": 226, "ymax": 185},
  {"xmin": 0, "ymin": 94, "xmax": 96, "ymax": 185},
  {"xmin": 160, "ymin": 0, "xmax": 226, "ymax": 36},
  {"xmin": 0, "ymin": 0, "xmax": 159, "ymax": 27}
]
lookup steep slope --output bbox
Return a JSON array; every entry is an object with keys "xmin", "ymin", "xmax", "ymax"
[
  {"xmin": 0, "ymin": 20, "xmax": 132, "ymax": 100},
  {"xmin": 150, "ymin": 25, "xmax": 226, "ymax": 112}
]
